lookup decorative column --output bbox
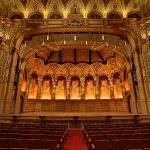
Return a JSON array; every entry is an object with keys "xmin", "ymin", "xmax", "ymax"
[
  {"xmin": 108, "ymin": 77, "xmax": 115, "ymax": 99},
  {"xmin": 25, "ymin": 73, "xmax": 31, "ymax": 100},
  {"xmin": 0, "ymin": 20, "xmax": 23, "ymax": 114},
  {"xmin": 141, "ymin": 43, "xmax": 150, "ymax": 114},
  {"xmin": 120, "ymin": 74, "xmax": 126, "ymax": 99},
  {"xmin": 66, "ymin": 77, "xmax": 71, "ymax": 100},
  {"xmin": 108, "ymin": 76, "xmax": 115, "ymax": 111},
  {"xmin": 95, "ymin": 75, "xmax": 99, "ymax": 99},
  {"xmin": 120, "ymin": 73, "xmax": 128, "ymax": 112},
  {"xmin": 37, "ymin": 76, "xmax": 42, "ymax": 99},
  {"xmin": 0, "ymin": 45, "xmax": 11, "ymax": 114},
  {"xmin": 128, "ymin": 71, "xmax": 138, "ymax": 113},
  {"xmin": 3, "ymin": 49, "xmax": 18, "ymax": 114},
  {"xmin": 14, "ymin": 69, "xmax": 24, "ymax": 113},
  {"xmin": 80, "ymin": 76, "xmax": 85, "ymax": 100},
  {"xmin": 34, "ymin": 76, "xmax": 42, "ymax": 112},
  {"xmin": 52, "ymin": 76, "xmax": 56, "ymax": 100},
  {"xmin": 134, "ymin": 51, "xmax": 149, "ymax": 114}
]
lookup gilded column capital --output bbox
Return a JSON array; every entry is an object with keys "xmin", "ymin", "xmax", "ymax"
[
  {"xmin": 38, "ymin": 76, "xmax": 43, "ymax": 82},
  {"xmin": 108, "ymin": 77, "xmax": 113, "ymax": 82},
  {"xmin": 37, "ymin": 77, "xmax": 42, "ymax": 99}
]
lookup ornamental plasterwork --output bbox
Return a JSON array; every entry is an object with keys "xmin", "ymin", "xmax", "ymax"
[
  {"xmin": 0, "ymin": 0, "xmax": 150, "ymax": 19},
  {"xmin": 24, "ymin": 52, "xmax": 126, "ymax": 76},
  {"xmin": 70, "ymin": 65, "xmax": 82, "ymax": 76}
]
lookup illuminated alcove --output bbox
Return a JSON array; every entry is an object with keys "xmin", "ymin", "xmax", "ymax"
[
  {"xmin": 55, "ymin": 76, "xmax": 66, "ymax": 100},
  {"xmin": 41, "ymin": 75, "xmax": 52, "ymax": 100},
  {"xmin": 99, "ymin": 75, "xmax": 111, "ymax": 99}
]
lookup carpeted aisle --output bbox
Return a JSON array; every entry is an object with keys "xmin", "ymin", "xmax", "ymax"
[{"xmin": 64, "ymin": 130, "xmax": 88, "ymax": 150}]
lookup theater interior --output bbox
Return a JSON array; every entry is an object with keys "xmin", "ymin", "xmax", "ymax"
[{"xmin": 0, "ymin": 0, "xmax": 150, "ymax": 149}]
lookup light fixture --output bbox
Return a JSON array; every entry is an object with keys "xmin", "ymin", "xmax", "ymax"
[
  {"xmin": 24, "ymin": 41, "xmax": 27, "ymax": 47},
  {"xmin": 63, "ymin": 32, "xmax": 66, "ymax": 45},
  {"xmin": 102, "ymin": 34, "xmax": 105, "ymax": 41},
  {"xmin": 74, "ymin": 35, "xmax": 76, "ymax": 41},
  {"xmin": 105, "ymin": 42, "xmax": 108, "ymax": 46},
  {"xmin": 24, "ymin": 35, "xmax": 27, "ymax": 47},
  {"xmin": 85, "ymin": 40, "xmax": 88, "ymax": 45},
  {"xmin": 47, "ymin": 34, "xmax": 49, "ymax": 40},
  {"xmin": 101, "ymin": 23, "xmax": 105, "ymax": 41},
  {"xmin": 124, "ymin": 40, "xmax": 127, "ymax": 46},
  {"xmin": 85, "ymin": 32, "xmax": 88, "ymax": 45},
  {"xmin": 42, "ymin": 34, "xmax": 46, "ymax": 45}
]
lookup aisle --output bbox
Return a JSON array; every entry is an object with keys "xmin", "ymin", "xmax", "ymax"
[{"xmin": 64, "ymin": 130, "xmax": 87, "ymax": 150}]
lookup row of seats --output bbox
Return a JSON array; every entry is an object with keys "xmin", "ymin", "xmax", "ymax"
[
  {"xmin": 0, "ymin": 123, "xmax": 68, "ymax": 150},
  {"xmin": 84, "ymin": 123, "xmax": 150, "ymax": 150}
]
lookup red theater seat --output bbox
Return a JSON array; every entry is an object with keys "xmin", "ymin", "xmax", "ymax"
[
  {"xmin": 92, "ymin": 140, "xmax": 111, "ymax": 150},
  {"xmin": 112, "ymin": 139, "xmax": 127, "ymax": 150}
]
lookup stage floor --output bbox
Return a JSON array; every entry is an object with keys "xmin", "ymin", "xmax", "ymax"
[{"xmin": 13, "ymin": 112, "xmax": 135, "ymax": 117}]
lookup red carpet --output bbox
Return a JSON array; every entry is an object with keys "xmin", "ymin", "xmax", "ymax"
[{"xmin": 64, "ymin": 130, "xmax": 87, "ymax": 150}]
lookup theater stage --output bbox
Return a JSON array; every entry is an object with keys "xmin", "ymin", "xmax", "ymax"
[{"xmin": 0, "ymin": 111, "xmax": 149, "ymax": 125}]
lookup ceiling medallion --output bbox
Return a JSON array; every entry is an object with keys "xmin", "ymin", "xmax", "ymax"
[
  {"xmin": 93, "ymin": 3, "xmax": 97, "ymax": 9},
  {"xmin": 14, "ymin": 5, "xmax": 18, "ymax": 10},
  {"xmin": 53, "ymin": 4, "xmax": 58, "ymax": 10},
  {"xmin": 33, "ymin": 4, "xmax": 38, "ymax": 10},
  {"xmin": 133, "ymin": 3, "xmax": 137, "ymax": 9},
  {"xmin": 113, "ymin": 3, "xmax": 118, "ymax": 10}
]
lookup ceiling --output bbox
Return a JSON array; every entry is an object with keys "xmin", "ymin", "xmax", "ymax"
[
  {"xmin": 0, "ymin": 0, "xmax": 150, "ymax": 19},
  {"xmin": 25, "ymin": 48, "xmax": 127, "ymax": 76},
  {"xmin": 0, "ymin": 0, "xmax": 144, "ymax": 76},
  {"xmin": 20, "ymin": 33, "xmax": 131, "ymax": 58}
]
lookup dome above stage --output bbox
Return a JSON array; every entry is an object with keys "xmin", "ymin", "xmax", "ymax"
[{"xmin": 24, "ymin": 48, "xmax": 127, "ymax": 76}]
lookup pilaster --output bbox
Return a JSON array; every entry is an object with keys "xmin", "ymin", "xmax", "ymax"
[
  {"xmin": 134, "ymin": 51, "xmax": 149, "ymax": 115},
  {"xmin": 80, "ymin": 76, "xmax": 85, "ymax": 100}
]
